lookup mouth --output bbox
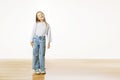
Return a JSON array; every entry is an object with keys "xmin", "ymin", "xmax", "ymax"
[{"xmin": 40, "ymin": 16, "xmax": 44, "ymax": 18}]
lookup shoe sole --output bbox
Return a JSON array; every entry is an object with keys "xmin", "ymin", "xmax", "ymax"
[
  {"xmin": 40, "ymin": 73, "xmax": 46, "ymax": 74},
  {"xmin": 35, "ymin": 73, "xmax": 40, "ymax": 75}
]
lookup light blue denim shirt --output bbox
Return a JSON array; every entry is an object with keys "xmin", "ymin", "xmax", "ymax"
[{"xmin": 30, "ymin": 22, "xmax": 52, "ymax": 43}]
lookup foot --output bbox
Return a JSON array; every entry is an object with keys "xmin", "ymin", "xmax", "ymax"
[
  {"xmin": 40, "ymin": 70, "xmax": 46, "ymax": 74},
  {"xmin": 34, "ymin": 69, "xmax": 40, "ymax": 74}
]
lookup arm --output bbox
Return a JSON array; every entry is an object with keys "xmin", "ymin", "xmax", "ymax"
[
  {"xmin": 30, "ymin": 23, "xmax": 36, "ymax": 47},
  {"xmin": 47, "ymin": 24, "xmax": 52, "ymax": 49}
]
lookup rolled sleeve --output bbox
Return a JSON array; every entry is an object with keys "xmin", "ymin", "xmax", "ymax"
[
  {"xmin": 30, "ymin": 23, "xmax": 36, "ymax": 42},
  {"xmin": 47, "ymin": 24, "xmax": 52, "ymax": 42}
]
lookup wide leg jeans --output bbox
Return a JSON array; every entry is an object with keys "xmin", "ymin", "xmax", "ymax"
[{"xmin": 32, "ymin": 35, "xmax": 46, "ymax": 71}]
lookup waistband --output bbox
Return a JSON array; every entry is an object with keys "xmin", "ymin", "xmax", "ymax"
[
  {"xmin": 35, "ymin": 35, "xmax": 45, "ymax": 38},
  {"xmin": 39, "ymin": 36, "xmax": 45, "ymax": 38}
]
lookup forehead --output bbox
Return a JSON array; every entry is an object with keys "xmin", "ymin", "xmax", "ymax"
[{"xmin": 37, "ymin": 12, "xmax": 44, "ymax": 16}]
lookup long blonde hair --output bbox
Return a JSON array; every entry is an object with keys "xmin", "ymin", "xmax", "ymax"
[{"xmin": 36, "ymin": 11, "xmax": 48, "ymax": 27}]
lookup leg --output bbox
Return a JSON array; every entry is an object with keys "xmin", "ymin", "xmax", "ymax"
[
  {"xmin": 39, "ymin": 42, "xmax": 46, "ymax": 71},
  {"xmin": 32, "ymin": 40, "xmax": 40, "ymax": 70}
]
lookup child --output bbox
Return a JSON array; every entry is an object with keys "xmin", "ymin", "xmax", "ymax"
[{"xmin": 30, "ymin": 11, "xmax": 52, "ymax": 74}]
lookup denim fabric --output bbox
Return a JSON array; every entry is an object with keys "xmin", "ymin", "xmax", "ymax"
[{"xmin": 32, "ymin": 35, "xmax": 46, "ymax": 71}]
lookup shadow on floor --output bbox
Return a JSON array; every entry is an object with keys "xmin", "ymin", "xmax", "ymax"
[{"xmin": 32, "ymin": 73, "xmax": 45, "ymax": 80}]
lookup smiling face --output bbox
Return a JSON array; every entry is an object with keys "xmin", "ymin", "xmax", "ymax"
[{"xmin": 36, "ymin": 12, "xmax": 45, "ymax": 22}]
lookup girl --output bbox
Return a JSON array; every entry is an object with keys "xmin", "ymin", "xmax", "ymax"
[{"xmin": 30, "ymin": 11, "xmax": 52, "ymax": 74}]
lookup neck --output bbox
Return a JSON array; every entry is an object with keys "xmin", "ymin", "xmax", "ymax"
[{"xmin": 40, "ymin": 20, "xmax": 44, "ymax": 22}]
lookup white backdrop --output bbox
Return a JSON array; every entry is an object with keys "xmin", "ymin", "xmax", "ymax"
[{"xmin": 0, "ymin": 0, "xmax": 120, "ymax": 59}]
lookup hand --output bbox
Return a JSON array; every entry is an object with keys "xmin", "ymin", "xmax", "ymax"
[
  {"xmin": 47, "ymin": 42, "xmax": 50, "ymax": 49},
  {"xmin": 31, "ymin": 42, "xmax": 34, "ymax": 47}
]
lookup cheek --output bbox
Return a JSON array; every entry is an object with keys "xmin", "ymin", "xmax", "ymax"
[{"xmin": 37, "ymin": 16, "xmax": 41, "ymax": 20}]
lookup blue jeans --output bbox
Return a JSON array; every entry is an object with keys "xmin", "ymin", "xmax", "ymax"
[{"xmin": 32, "ymin": 35, "xmax": 46, "ymax": 71}]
